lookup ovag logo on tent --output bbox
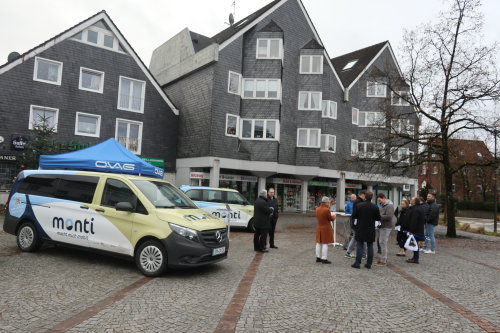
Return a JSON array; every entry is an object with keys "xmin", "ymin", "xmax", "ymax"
[{"xmin": 52, "ymin": 217, "xmax": 95, "ymax": 234}]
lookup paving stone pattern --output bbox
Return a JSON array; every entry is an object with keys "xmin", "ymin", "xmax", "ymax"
[{"xmin": 0, "ymin": 214, "xmax": 498, "ymax": 332}]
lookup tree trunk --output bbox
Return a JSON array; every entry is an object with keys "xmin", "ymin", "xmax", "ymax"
[{"xmin": 444, "ymin": 167, "xmax": 457, "ymax": 237}]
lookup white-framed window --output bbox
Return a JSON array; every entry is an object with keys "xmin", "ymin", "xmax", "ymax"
[
  {"xmin": 391, "ymin": 119, "xmax": 415, "ymax": 136},
  {"xmin": 358, "ymin": 142, "xmax": 385, "ymax": 159},
  {"xmin": 421, "ymin": 163, "xmax": 427, "ymax": 175},
  {"xmin": 391, "ymin": 91, "xmax": 410, "ymax": 106},
  {"xmin": 452, "ymin": 184, "xmax": 456, "ymax": 192},
  {"xmin": 322, "ymin": 100, "xmax": 337, "ymax": 119},
  {"xmin": 298, "ymin": 91, "xmax": 322, "ymax": 110},
  {"xmin": 351, "ymin": 139, "xmax": 359, "ymax": 156},
  {"xmin": 72, "ymin": 26, "xmax": 125, "ymax": 53},
  {"xmin": 358, "ymin": 111, "xmax": 386, "ymax": 127},
  {"xmin": 118, "ymin": 76, "xmax": 146, "ymax": 113},
  {"xmin": 342, "ymin": 59, "xmax": 358, "ymax": 71},
  {"xmin": 352, "ymin": 108, "xmax": 359, "ymax": 125},
  {"xmin": 366, "ymin": 81, "xmax": 386, "ymax": 97},
  {"xmin": 390, "ymin": 147, "xmax": 411, "ymax": 163},
  {"xmin": 242, "ymin": 78, "xmax": 280, "ymax": 99},
  {"xmin": 79, "ymin": 67, "xmax": 104, "ymax": 93},
  {"xmin": 432, "ymin": 165, "xmax": 438, "ymax": 174},
  {"xmin": 320, "ymin": 134, "xmax": 336, "ymax": 153},
  {"xmin": 300, "ymin": 55, "xmax": 323, "ymax": 74},
  {"xmin": 29, "ymin": 105, "xmax": 59, "ymax": 131},
  {"xmin": 33, "ymin": 57, "xmax": 63, "ymax": 85},
  {"xmin": 75, "ymin": 112, "xmax": 101, "ymax": 137},
  {"xmin": 256, "ymin": 38, "xmax": 282, "ymax": 59},
  {"xmin": 225, "ymin": 114, "xmax": 240, "ymax": 137},
  {"xmin": 240, "ymin": 119, "xmax": 279, "ymax": 140},
  {"xmin": 228, "ymin": 71, "xmax": 242, "ymax": 95},
  {"xmin": 116, "ymin": 118, "xmax": 143, "ymax": 154},
  {"xmin": 297, "ymin": 128, "xmax": 321, "ymax": 148}
]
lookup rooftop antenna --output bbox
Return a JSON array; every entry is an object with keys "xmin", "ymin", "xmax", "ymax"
[{"xmin": 225, "ymin": 1, "xmax": 236, "ymax": 26}]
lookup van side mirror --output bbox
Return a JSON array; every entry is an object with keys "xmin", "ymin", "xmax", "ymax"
[{"xmin": 116, "ymin": 202, "xmax": 134, "ymax": 212}]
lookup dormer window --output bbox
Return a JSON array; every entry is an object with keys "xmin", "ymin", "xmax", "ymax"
[
  {"xmin": 342, "ymin": 59, "xmax": 358, "ymax": 71},
  {"xmin": 256, "ymin": 38, "xmax": 282, "ymax": 59},
  {"xmin": 72, "ymin": 25, "xmax": 125, "ymax": 53},
  {"xmin": 300, "ymin": 55, "xmax": 323, "ymax": 74},
  {"xmin": 367, "ymin": 81, "xmax": 386, "ymax": 97}
]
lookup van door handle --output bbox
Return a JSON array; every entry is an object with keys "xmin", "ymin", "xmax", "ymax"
[
  {"xmin": 96, "ymin": 208, "xmax": 105, "ymax": 213},
  {"xmin": 80, "ymin": 205, "xmax": 89, "ymax": 210}
]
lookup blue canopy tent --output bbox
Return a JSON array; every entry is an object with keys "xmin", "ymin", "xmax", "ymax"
[{"xmin": 39, "ymin": 138, "xmax": 164, "ymax": 178}]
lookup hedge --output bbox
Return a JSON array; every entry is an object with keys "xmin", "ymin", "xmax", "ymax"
[{"xmin": 456, "ymin": 201, "xmax": 498, "ymax": 211}]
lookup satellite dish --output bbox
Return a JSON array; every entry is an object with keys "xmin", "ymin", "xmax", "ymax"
[
  {"xmin": 7, "ymin": 52, "xmax": 21, "ymax": 63},
  {"xmin": 229, "ymin": 13, "xmax": 234, "ymax": 25}
]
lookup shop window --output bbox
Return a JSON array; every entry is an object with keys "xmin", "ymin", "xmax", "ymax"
[
  {"xmin": 225, "ymin": 114, "xmax": 240, "ymax": 137},
  {"xmin": 29, "ymin": 105, "xmax": 59, "ymax": 131},
  {"xmin": 256, "ymin": 38, "xmax": 282, "ymax": 59},
  {"xmin": 118, "ymin": 76, "xmax": 145, "ymax": 113},
  {"xmin": 300, "ymin": 55, "xmax": 323, "ymax": 74},
  {"xmin": 297, "ymin": 128, "xmax": 320, "ymax": 148},
  {"xmin": 320, "ymin": 134, "xmax": 336, "ymax": 153},
  {"xmin": 75, "ymin": 112, "xmax": 101, "ymax": 137},
  {"xmin": 79, "ymin": 67, "xmax": 104, "ymax": 93},
  {"xmin": 322, "ymin": 100, "xmax": 337, "ymax": 119},
  {"xmin": 116, "ymin": 118, "xmax": 142, "ymax": 154},
  {"xmin": 298, "ymin": 91, "xmax": 322, "ymax": 110},
  {"xmin": 366, "ymin": 81, "xmax": 386, "ymax": 97},
  {"xmin": 240, "ymin": 119, "xmax": 279, "ymax": 140},
  {"xmin": 391, "ymin": 91, "xmax": 410, "ymax": 106},
  {"xmin": 228, "ymin": 71, "xmax": 242, "ymax": 95},
  {"xmin": 242, "ymin": 78, "xmax": 280, "ymax": 99},
  {"xmin": 33, "ymin": 57, "xmax": 63, "ymax": 85}
]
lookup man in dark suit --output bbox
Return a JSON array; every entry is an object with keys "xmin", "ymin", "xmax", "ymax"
[
  {"xmin": 267, "ymin": 188, "xmax": 279, "ymax": 249},
  {"xmin": 253, "ymin": 189, "xmax": 273, "ymax": 253},
  {"xmin": 351, "ymin": 192, "xmax": 381, "ymax": 269}
]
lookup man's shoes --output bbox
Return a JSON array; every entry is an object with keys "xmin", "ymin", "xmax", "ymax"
[
  {"xmin": 374, "ymin": 261, "xmax": 387, "ymax": 267},
  {"xmin": 406, "ymin": 258, "xmax": 419, "ymax": 264},
  {"xmin": 396, "ymin": 249, "xmax": 406, "ymax": 256},
  {"xmin": 423, "ymin": 250, "xmax": 435, "ymax": 254},
  {"xmin": 316, "ymin": 257, "xmax": 321, "ymax": 263},
  {"xmin": 322, "ymin": 259, "xmax": 332, "ymax": 264},
  {"xmin": 364, "ymin": 264, "xmax": 371, "ymax": 269},
  {"xmin": 344, "ymin": 252, "xmax": 354, "ymax": 258},
  {"xmin": 258, "ymin": 249, "xmax": 269, "ymax": 253},
  {"xmin": 419, "ymin": 248, "xmax": 425, "ymax": 252},
  {"xmin": 270, "ymin": 245, "xmax": 278, "ymax": 249},
  {"xmin": 351, "ymin": 264, "xmax": 360, "ymax": 269}
]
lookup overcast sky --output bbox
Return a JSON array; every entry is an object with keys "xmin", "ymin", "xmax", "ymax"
[{"xmin": 1, "ymin": 0, "xmax": 499, "ymax": 67}]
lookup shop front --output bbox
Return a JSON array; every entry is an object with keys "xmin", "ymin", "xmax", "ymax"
[
  {"xmin": 307, "ymin": 180, "xmax": 337, "ymax": 211},
  {"xmin": 267, "ymin": 177, "xmax": 303, "ymax": 212}
]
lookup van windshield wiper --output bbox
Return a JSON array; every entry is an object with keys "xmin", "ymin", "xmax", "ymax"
[
  {"xmin": 156, "ymin": 205, "xmax": 176, "ymax": 209},
  {"xmin": 174, "ymin": 205, "xmax": 195, "ymax": 209}
]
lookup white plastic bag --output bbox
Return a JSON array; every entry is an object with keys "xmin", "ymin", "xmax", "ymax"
[
  {"xmin": 404, "ymin": 234, "xmax": 418, "ymax": 251},
  {"xmin": 394, "ymin": 225, "xmax": 401, "ymax": 231}
]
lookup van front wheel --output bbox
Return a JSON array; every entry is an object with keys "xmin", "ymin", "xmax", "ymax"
[
  {"xmin": 17, "ymin": 222, "xmax": 42, "ymax": 252},
  {"xmin": 135, "ymin": 240, "xmax": 167, "ymax": 277}
]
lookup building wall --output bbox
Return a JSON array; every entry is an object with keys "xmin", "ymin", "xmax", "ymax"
[{"xmin": 0, "ymin": 36, "xmax": 178, "ymax": 171}]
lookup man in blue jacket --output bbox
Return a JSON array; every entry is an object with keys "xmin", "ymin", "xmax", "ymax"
[{"xmin": 423, "ymin": 192, "xmax": 439, "ymax": 254}]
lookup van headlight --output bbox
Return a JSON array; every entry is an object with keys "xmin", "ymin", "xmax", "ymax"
[{"xmin": 168, "ymin": 223, "xmax": 200, "ymax": 242}]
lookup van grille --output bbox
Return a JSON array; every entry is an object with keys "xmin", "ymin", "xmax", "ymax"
[{"xmin": 200, "ymin": 228, "xmax": 228, "ymax": 247}]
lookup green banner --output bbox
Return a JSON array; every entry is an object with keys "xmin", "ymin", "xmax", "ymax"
[{"xmin": 141, "ymin": 157, "xmax": 164, "ymax": 168}]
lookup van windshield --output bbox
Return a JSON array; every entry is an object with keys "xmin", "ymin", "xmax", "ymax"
[{"xmin": 132, "ymin": 180, "xmax": 197, "ymax": 209}]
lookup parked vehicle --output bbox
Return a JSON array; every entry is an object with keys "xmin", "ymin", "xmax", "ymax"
[
  {"xmin": 179, "ymin": 186, "xmax": 255, "ymax": 231},
  {"xmin": 3, "ymin": 170, "xmax": 228, "ymax": 277}
]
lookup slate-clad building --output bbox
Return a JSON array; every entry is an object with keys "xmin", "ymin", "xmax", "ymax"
[
  {"xmin": 150, "ymin": 0, "xmax": 418, "ymax": 211},
  {"xmin": 0, "ymin": 11, "xmax": 179, "ymax": 191}
]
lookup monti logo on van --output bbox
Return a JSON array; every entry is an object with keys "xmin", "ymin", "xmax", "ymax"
[
  {"xmin": 95, "ymin": 161, "xmax": 135, "ymax": 171},
  {"xmin": 53, "ymin": 216, "xmax": 95, "ymax": 234}
]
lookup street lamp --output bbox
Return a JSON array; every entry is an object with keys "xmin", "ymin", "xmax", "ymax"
[{"xmin": 494, "ymin": 121, "xmax": 499, "ymax": 233}]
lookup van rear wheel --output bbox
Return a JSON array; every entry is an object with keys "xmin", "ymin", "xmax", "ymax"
[
  {"xmin": 135, "ymin": 240, "xmax": 167, "ymax": 277},
  {"xmin": 17, "ymin": 222, "xmax": 42, "ymax": 252},
  {"xmin": 247, "ymin": 218, "xmax": 255, "ymax": 232}
]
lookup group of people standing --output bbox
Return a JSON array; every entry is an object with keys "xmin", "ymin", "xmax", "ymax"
[
  {"xmin": 314, "ymin": 190, "xmax": 440, "ymax": 267},
  {"xmin": 253, "ymin": 188, "xmax": 279, "ymax": 253}
]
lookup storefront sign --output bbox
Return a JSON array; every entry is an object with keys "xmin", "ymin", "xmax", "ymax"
[
  {"xmin": 0, "ymin": 153, "xmax": 18, "ymax": 161},
  {"xmin": 270, "ymin": 178, "xmax": 303, "ymax": 185},
  {"xmin": 346, "ymin": 183, "xmax": 362, "ymax": 189},
  {"xmin": 141, "ymin": 157, "xmax": 165, "ymax": 168},
  {"xmin": 11, "ymin": 135, "xmax": 30, "ymax": 150},
  {"xmin": 309, "ymin": 181, "xmax": 337, "ymax": 187},
  {"xmin": 189, "ymin": 172, "xmax": 258, "ymax": 183}
]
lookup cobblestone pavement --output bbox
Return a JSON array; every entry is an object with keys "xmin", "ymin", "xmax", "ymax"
[{"xmin": 0, "ymin": 214, "xmax": 499, "ymax": 333}]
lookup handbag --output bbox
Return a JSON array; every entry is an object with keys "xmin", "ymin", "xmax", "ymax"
[{"xmin": 404, "ymin": 234, "xmax": 418, "ymax": 251}]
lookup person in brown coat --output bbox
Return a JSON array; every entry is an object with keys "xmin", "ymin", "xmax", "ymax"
[{"xmin": 315, "ymin": 196, "xmax": 336, "ymax": 264}]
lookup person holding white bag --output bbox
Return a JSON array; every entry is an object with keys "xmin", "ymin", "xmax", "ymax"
[{"xmin": 405, "ymin": 197, "xmax": 426, "ymax": 264}]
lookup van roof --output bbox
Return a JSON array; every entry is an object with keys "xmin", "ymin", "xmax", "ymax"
[
  {"xmin": 179, "ymin": 185, "xmax": 239, "ymax": 193},
  {"xmin": 21, "ymin": 170, "xmax": 167, "ymax": 182}
]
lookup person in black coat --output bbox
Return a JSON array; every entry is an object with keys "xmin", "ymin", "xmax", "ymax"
[
  {"xmin": 253, "ymin": 189, "xmax": 273, "ymax": 253},
  {"xmin": 351, "ymin": 192, "xmax": 381, "ymax": 269},
  {"xmin": 406, "ymin": 197, "xmax": 426, "ymax": 264},
  {"xmin": 267, "ymin": 188, "xmax": 279, "ymax": 249},
  {"xmin": 395, "ymin": 199, "xmax": 411, "ymax": 256}
]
